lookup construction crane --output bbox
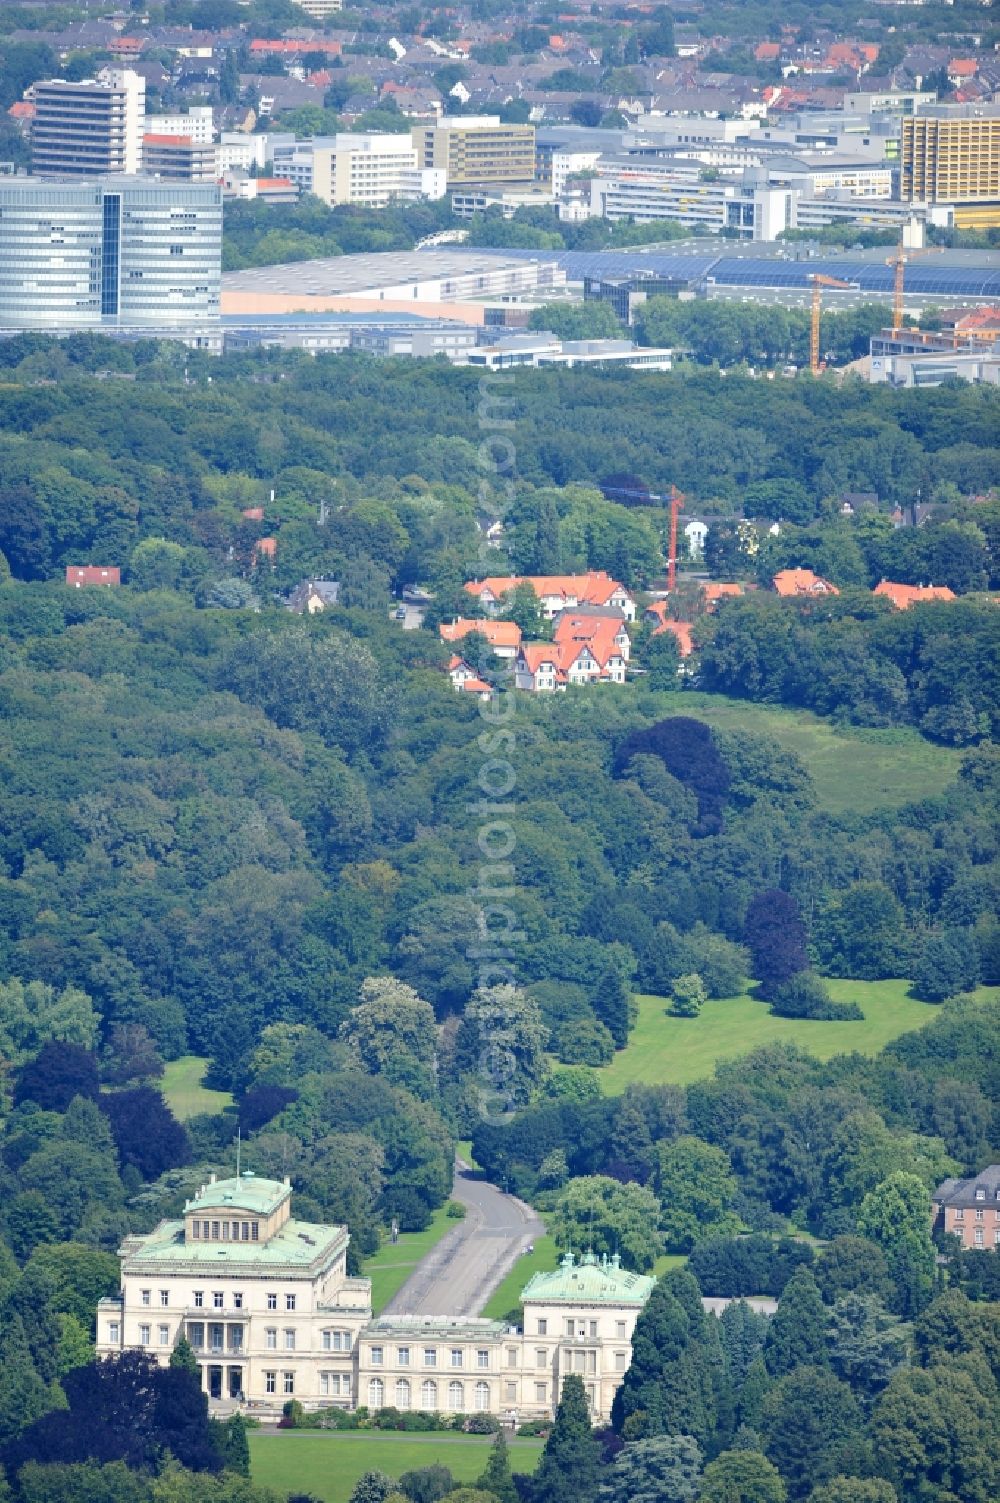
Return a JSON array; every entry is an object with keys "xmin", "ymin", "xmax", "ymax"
[
  {"xmin": 809, "ymin": 274, "xmax": 852, "ymax": 375},
  {"xmin": 886, "ymin": 242, "xmax": 944, "ymax": 332},
  {"xmin": 667, "ymin": 483, "xmax": 685, "ymax": 595}
]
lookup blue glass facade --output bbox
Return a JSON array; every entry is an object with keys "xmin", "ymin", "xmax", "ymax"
[{"xmin": 101, "ymin": 192, "xmax": 121, "ymax": 316}]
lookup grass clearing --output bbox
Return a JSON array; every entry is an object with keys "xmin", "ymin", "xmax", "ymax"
[
  {"xmin": 661, "ymin": 692, "xmax": 961, "ymax": 816},
  {"xmin": 481, "ymin": 1232, "xmax": 558, "ymax": 1321},
  {"xmin": 250, "ymin": 1430, "xmax": 543, "ymax": 1503},
  {"xmin": 160, "ymin": 1055, "xmax": 233, "ymax": 1120},
  {"xmin": 599, "ymin": 982, "xmax": 1000, "ymax": 1093},
  {"xmin": 364, "ymin": 1204, "xmax": 457, "ymax": 1314}
]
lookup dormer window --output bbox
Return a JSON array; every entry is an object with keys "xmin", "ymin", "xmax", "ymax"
[{"xmin": 975, "ymin": 1188, "xmax": 986, "ymax": 1201}]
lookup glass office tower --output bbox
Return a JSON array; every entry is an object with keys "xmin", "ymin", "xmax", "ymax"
[{"xmin": 0, "ymin": 177, "xmax": 222, "ymax": 328}]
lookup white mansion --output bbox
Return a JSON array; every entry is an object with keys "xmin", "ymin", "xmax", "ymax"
[{"xmin": 97, "ymin": 1173, "xmax": 654, "ymax": 1423}]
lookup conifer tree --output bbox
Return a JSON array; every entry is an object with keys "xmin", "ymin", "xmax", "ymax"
[
  {"xmin": 738, "ymin": 1358, "xmax": 772, "ymax": 1433},
  {"xmin": 0, "ymin": 1312, "xmax": 53, "ymax": 1444},
  {"xmin": 764, "ymin": 1267, "xmax": 829, "ymax": 1378},
  {"xmin": 169, "ymin": 1335, "xmax": 201, "ymax": 1376},
  {"xmin": 476, "ymin": 1428, "xmax": 518, "ymax": 1503},
  {"xmin": 589, "ymin": 965, "xmax": 631, "ymax": 1049},
  {"xmin": 532, "ymin": 1374, "xmax": 599, "ymax": 1503}
]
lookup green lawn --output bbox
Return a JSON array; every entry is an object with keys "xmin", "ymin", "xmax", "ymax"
[
  {"xmin": 160, "ymin": 1055, "xmax": 233, "ymax": 1120},
  {"xmin": 481, "ymin": 1233, "xmax": 558, "ymax": 1321},
  {"xmin": 364, "ymin": 1205, "xmax": 458, "ymax": 1315},
  {"xmin": 250, "ymin": 1430, "xmax": 542, "ymax": 1503},
  {"xmin": 659, "ymin": 692, "xmax": 961, "ymax": 816},
  {"xmin": 599, "ymin": 982, "xmax": 1000, "ymax": 1093}
]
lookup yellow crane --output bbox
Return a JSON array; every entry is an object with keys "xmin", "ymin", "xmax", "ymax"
[{"xmin": 809, "ymin": 274, "xmax": 852, "ymax": 375}]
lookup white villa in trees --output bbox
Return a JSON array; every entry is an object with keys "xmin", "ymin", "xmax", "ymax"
[{"xmin": 97, "ymin": 1174, "xmax": 653, "ymax": 1423}]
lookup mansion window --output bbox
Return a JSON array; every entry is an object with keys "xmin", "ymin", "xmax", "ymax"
[
  {"xmin": 448, "ymin": 1381, "xmax": 464, "ymax": 1411},
  {"xmin": 423, "ymin": 1348, "xmax": 437, "ymax": 1368},
  {"xmin": 369, "ymin": 1378, "xmax": 384, "ymax": 1408},
  {"xmin": 283, "ymin": 1373, "xmax": 294, "ymax": 1395},
  {"xmin": 267, "ymin": 1293, "xmax": 277, "ymax": 1310},
  {"xmin": 505, "ymin": 1381, "xmax": 517, "ymax": 1402},
  {"xmin": 141, "ymin": 1290, "xmax": 151, "ymax": 1307},
  {"xmin": 450, "ymin": 1350, "xmax": 463, "ymax": 1368},
  {"xmin": 192, "ymin": 1219, "xmax": 257, "ymax": 1243},
  {"xmin": 535, "ymin": 1383, "xmax": 547, "ymax": 1403},
  {"xmin": 506, "ymin": 1347, "xmax": 518, "ymax": 1367},
  {"xmin": 477, "ymin": 1350, "xmax": 489, "ymax": 1369},
  {"xmin": 139, "ymin": 1324, "xmax": 150, "ymax": 1344},
  {"xmin": 615, "ymin": 1322, "xmax": 626, "ymax": 1340},
  {"xmin": 615, "ymin": 1351, "xmax": 627, "ymax": 1371},
  {"xmin": 397, "ymin": 1346, "xmax": 410, "ymax": 1366},
  {"xmin": 108, "ymin": 1322, "xmax": 120, "ymax": 1343},
  {"xmin": 322, "ymin": 1330, "xmax": 351, "ymax": 1353},
  {"xmin": 193, "ymin": 1291, "xmax": 204, "ymax": 1308},
  {"xmin": 320, "ymin": 1373, "xmax": 344, "ymax": 1398},
  {"xmin": 160, "ymin": 1291, "xmax": 169, "ymax": 1307},
  {"xmin": 266, "ymin": 1329, "xmax": 277, "ymax": 1350},
  {"xmin": 265, "ymin": 1372, "xmax": 276, "ymax": 1394},
  {"xmin": 954, "ymin": 1208, "xmax": 965, "ymax": 1221},
  {"xmin": 395, "ymin": 1378, "xmax": 411, "ymax": 1409},
  {"xmin": 213, "ymin": 1292, "xmax": 224, "ymax": 1308},
  {"xmin": 977, "ymin": 1209, "xmax": 985, "ymax": 1221},
  {"xmin": 284, "ymin": 1330, "xmax": 296, "ymax": 1351},
  {"xmin": 975, "ymin": 1188, "xmax": 986, "ymax": 1201},
  {"xmin": 975, "ymin": 1229, "xmax": 984, "ymax": 1247},
  {"xmin": 421, "ymin": 1380, "xmax": 438, "ymax": 1408},
  {"xmin": 285, "ymin": 1295, "xmax": 297, "ymax": 1312},
  {"xmin": 536, "ymin": 1349, "xmax": 547, "ymax": 1369},
  {"xmin": 536, "ymin": 1319, "xmax": 547, "ymax": 1336},
  {"xmin": 370, "ymin": 1346, "xmax": 384, "ymax": 1366},
  {"xmin": 158, "ymin": 1325, "xmax": 169, "ymax": 1345},
  {"xmin": 475, "ymin": 1382, "xmax": 489, "ymax": 1412}
]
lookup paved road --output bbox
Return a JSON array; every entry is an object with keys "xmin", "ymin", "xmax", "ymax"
[{"xmin": 382, "ymin": 1162, "xmax": 544, "ymax": 1319}]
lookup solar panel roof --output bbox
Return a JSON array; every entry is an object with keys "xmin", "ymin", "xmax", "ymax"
[{"xmin": 444, "ymin": 247, "xmax": 1000, "ymax": 299}]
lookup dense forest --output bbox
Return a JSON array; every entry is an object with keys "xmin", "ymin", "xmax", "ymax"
[{"xmin": 0, "ymin": 333, "xmax": 995, "ymax": 1501}]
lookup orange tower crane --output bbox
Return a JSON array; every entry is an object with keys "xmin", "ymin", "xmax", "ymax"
[
  {"xmin": 886, "ymin": 242, "xmax": 943, "ymax": 332},
  {"xmin": 667, "ymin": 484, "xmax": 685, "ymax": 595},
  {"xmin": 809, "ymin": 274, "xmax": 852, "ymax": 374}
]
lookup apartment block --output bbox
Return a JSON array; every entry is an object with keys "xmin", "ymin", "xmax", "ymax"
[
  {"xmin": 144, "ymin": 107, "xmax": 215, "ymax": 145},
  {"xmin": 272, "ymin": 135, "xmax": 446, "ymax": 207},
  {"xmin": 412, "ymin": 117, "xmax": 536, "ymax": 188},
  {"xmin": 901, "ymin": 106, "xmax": 1000, "ymax": 209},
  {"xmin": 143, "ymin": 134, "xmax": 218, "ymax": 182},
  {"xmin": 31, "ymin": 70, "xmax": 145, "ymax": 178}
]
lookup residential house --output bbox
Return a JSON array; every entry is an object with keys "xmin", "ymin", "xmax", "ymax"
[
  {"xmin": 514, "ymin": 613, "xmax": 629, "ymax": 691},
  {"xmin": 446, "ymin": 655, "xmax": 494, "ymax": 698},
  {"xmin": 464, "ymin": 572, "xmax": 636, "ymax": 621},
  {"xmin": 772, "ymin": 568, "xmax": 839, "ymax": 597},
  {"xmin": 933, "ymin": 1167, "xmax": 1000, "ymax": 1251},
  {"xmin": 644, "ymin": 601, "xmax": 694, "ymax": 657},
  {"xmin": 439, "ymin": 619, "xmax": 522, "ymax": 659},
  {"xmin": 702, "ymin": 582, "xmax": 744, "ymax": 609},
  {"xmin": 286, "ymin": 579, "xmax": 341, "ymax": 614},
  {"xmin": 874, "ymin": 581, "xmax": 957, "ymax": 609},
  {"xmin": 66, "ymin": 565, "xmax": 120, "ymax": 588}
]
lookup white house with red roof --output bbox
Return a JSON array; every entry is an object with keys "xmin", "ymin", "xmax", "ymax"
[
  {"xmin": 464, "ymin": 572, "xmax": 636, "ymax": 621},
  {"xmin": 446, "ymin": 655, "xmax": 494, "ymax": 698},
  {"xmin": 514, "ymin": 611, "xmax": 629, "ymax": 691}
]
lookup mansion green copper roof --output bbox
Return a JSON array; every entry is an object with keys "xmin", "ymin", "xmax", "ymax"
[
  {"xmin": 184, "ymin": 1173, "xmax": 290, "ymax": 1217},
  {"xmin": 520, "ymin": 1252, "xmax": 655, "ymax": 1305},
  {"xmin": 120, "ymin": 1216, "xmax": 347, "ymax": 1275}
]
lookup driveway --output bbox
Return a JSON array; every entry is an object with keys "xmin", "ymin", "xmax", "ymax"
[{"xmin": 381, "ymin": 1161, "xmax": 544, "ymax": 1318}]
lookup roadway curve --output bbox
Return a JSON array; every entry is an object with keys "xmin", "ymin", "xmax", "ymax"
[{"xmin": 382, "ymin": 1160, "xmax": 544, "ymax": 1319}]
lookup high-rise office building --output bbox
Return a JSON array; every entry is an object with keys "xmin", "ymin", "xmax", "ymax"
[
  {"xmin": 31, "ymin": 70, "xmax": 145, "ymax": 178},
  {"xmin": 0, "ymin": 177, "xmax": 221, "ymax": 330},
  {"xmin": 901, "ymin": 105, "xmax": 1000, "ymax": 225},
  {"xmin": 412, "ymin": 117, "xmax": 536, "ymax": 188}
]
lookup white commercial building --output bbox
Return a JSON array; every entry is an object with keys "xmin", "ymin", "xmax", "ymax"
[
  {"xmin": 272, "ymin": 135, "xmax": 446, "ymax": 208},
  {"xmin": 97, "ymin": 1174, "xmax": 655, "ymax": 1424}
]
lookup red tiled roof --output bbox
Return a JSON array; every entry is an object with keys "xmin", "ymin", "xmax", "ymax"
[
  {"xmin": 948, "ymin": 59, "xmax": 977, "ymax": 77},
  {"xmin": 773, "ymin": 568, "xmax": 839, "ymax": 598},
  {"xmin": 440, "ymin": 618, "xmax": 522, "ymax": 648},
  {"xmin": 874, "ymin": 581, "xmax": 956, "ymax": 609},
  {"xmin": 755, "ymin": 43, "xmax": 780, "ymax": 60},
  {"xmin": 465, "ymin": 571, "xmax": 629, "ymax": 607},
  {"xmin": 144, "ymin": 133, "xmax": 194, "ymax": 146},
  {"xmin": 9, "ymin": 101, "xmax": 35, "ymax": 119},
  {"xmin": 66, "ymin": 565, "xmax": 120, "ymax": 587},
  {"xmin": 702, "ymin": 581, "xmax": 743, "ymax": 606}
]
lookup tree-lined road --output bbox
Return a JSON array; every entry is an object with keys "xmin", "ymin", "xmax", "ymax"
[{"xmin": 382, "ymin": 1162, "xmax": 544, "ymax": 1318}]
